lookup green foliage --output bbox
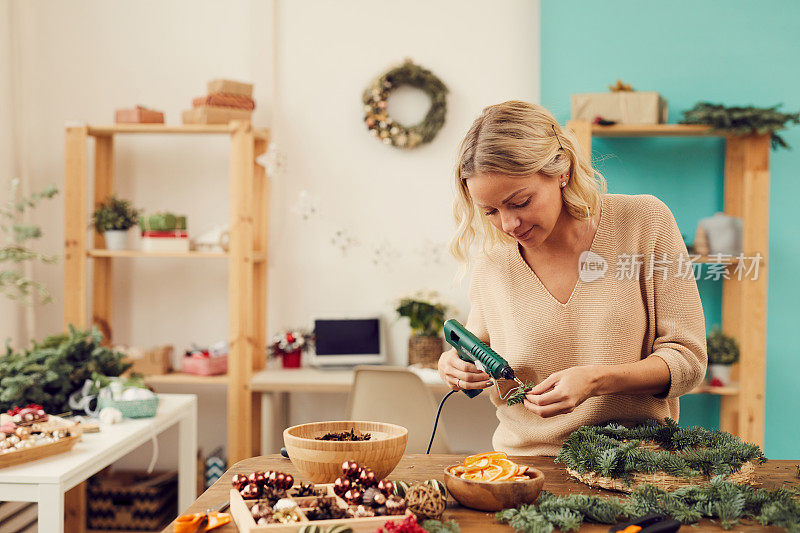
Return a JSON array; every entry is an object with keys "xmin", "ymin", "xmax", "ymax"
[
  {"xmin": 139, "ymin": 212, "xmax": 187, "ymax": 232},
  {"xmin": 0, "ymin": 325, "xmax": 132, "ymax": 413},
  {"xmin": 496, "ymin": 479, "xmax": 800, "ymax": 532},
  {"xmin": 506, "ymin": 382, "xmax": 534, "ymax": 406},
  {"xmin": 707, "ymin": 326, "xmax": 740, "ymax": 365},
  {"xmin": 555, "ymin": 419, "xmax": 765, "ymax": 484},
  {"xmin": 395, "ymin": 292, "xmax": 448, "ymax": 337},
  {"xmin": 91, "ymin": 195, "xmax": 139, "ymax": 232},
  {"xmin": 680, "ymin": 102, "xmax": 800, "ymax": 150},
  {"xmin": 421, "ymin": 519, "xmax": 460, "ymax": 533},
  {"xmin": 0, "ymin": 179, "xmax": 58, "ymax": 303}
]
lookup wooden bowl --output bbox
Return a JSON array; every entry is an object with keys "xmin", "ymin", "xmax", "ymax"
[
  {"xmin": 283, "ymin": 420, "xmax": 408, "ymax": 483},
  {"xmin": 443, "ymin": 464, "xmax": 545, "ymax": 512}
]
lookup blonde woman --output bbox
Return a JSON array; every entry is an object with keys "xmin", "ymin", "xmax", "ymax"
[{"xmin": 437, "ymin": 101, "xmax": 707, "ymax": 455}]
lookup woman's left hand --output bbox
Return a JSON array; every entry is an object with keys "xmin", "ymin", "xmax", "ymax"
[{"xmin": 523, "ymin": 365, "xmax": 600, "ymax": 418}]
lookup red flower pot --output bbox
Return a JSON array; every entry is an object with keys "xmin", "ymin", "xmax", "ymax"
[{"xmin": 282, "ymin": 350, "xmax": 302, "ymax": 368}]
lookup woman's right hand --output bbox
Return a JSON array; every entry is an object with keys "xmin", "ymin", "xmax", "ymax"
[{"xmin": 437, "ymin": 348, "xmax": 493, "ymax": 391}]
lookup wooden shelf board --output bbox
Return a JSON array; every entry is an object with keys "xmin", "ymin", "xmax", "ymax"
[
  {"xmin": 86, "ymin": 123, "xmax": 269, "ymax": 140},
  {"xmin": 688, "ymin": 383, "xmax": 739, "ymax": 396},
  {"xmin": 590, "ymin": 124, "xmax": 720, "ymax": 137},
  {"xmin": 144, "ymin": 372, "xmax": 228, "ymax": 385},
  {"xmin": 88, "ymin": 249, "xmax": 267, "ymax": 261}
]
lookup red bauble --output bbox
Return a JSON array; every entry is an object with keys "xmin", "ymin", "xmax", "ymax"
[
  {"xmin": 344, "ymin": 488, "xmax": 363, "ymax": 505},
  {"xmin": 333, "ymin": 477, "xmax": 351, "ymax": 496},
  {"xmin": 359, "ymin": 468, "xmax": 377, "ymax": 487},
  {"xmin": 231, "ymin": 473, "xmax": 248, "ymax": 490},
  {"xmin": 240, "ymin": 483, "xmax": 260, "ymax": 499},
  {"xmin": 377, "ymin": 479, "xmax": 394, "ymax": 497}
]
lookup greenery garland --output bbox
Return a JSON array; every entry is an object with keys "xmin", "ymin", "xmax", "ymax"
[
  {"xmin": 362, "ymin": 59, "xmax": 448, "ymax": 149},
  {"xmin": 555, "ymin": 419, "xmax": 765, "ymax": 483},
  {"xmin": 680, "ymin": 102, "xmax": 800, "ymax": 150},
  {"xmin": 496, "ymin": 478, "xmax": 800, "ymax": 532}
]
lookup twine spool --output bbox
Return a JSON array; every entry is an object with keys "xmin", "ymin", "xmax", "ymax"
[{"xmin": 404, "ymin": 483, "xmax": 445, "ymax": 520}]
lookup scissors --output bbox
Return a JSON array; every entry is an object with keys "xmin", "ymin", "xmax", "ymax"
[{"xmin": 174, "ymin": 502, "xmax": 231, "ymax": 532}]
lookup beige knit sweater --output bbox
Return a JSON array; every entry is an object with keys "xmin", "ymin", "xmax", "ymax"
[{"xmin": 465, "ymin": 193, "xmax": 707, "ymax": 456}]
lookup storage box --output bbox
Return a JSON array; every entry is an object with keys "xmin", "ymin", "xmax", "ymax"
[
  {"xmin": 127, "ymin": 345, "xmax": 173, "ymax": 375},
  {"xmin": 141, "ymin": 231, "xmax": 190, "ymax": 253},
  {"xmin": 182, "ymin": 354, "xmax": 228, "ymax": 376},
  {"xmin": 571, "ymin": 91, "xmax": 667, "ymax": 124},
  {"xmin": 182, "ymin": 105, "xmax": 252, "ymax": 125},
  {"xmin": 87, "ymin": 470, "xmax": 177, "ymax": 531},
  {"xmin": 207, "ymin": 79, "xmax": 253, "ymax": 97},
  {"xmin": 115, "ymin": 106, "xmax": 165, "ymax": 124}
]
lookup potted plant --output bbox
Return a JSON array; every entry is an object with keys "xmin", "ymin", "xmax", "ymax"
[
  {"xmin": 706, "ymin": 326, "xmax": 739, "ymax": 386},
  {"xmin": 91, "ymin": 195, "xmax": 139, "ymax": 250},
  {"xmin": 396, "ymin": 290, "xmax": 448, "ymax": 369},
  {"xmin": 268, "ymin": 330, "xmax": 314, "ymax": 369}
]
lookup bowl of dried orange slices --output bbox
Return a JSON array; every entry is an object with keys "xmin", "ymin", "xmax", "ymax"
[{"xmin": 444, "ymin": 451, "xmax": 545, "ymax": 511}]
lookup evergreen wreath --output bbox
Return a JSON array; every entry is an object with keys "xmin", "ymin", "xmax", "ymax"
[
  {"xmin": 680, "ymin": 102, "xmax": 800, "ymax": 150},
  {"xmin": 362, "ymin": 59, "xmax": 448, "ymax": 149},
  {"xmin": 496, "ymin": 477, "xmax": 800, "ymax": 532},
  {"xmin": 556, "ymin": 419, "xmax": 765, "ymax": 492}
]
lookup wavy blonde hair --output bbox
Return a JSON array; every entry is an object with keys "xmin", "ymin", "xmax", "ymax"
[{"xmin": 450, "ymin": 101, "xmax": 606, "ymax": 273}]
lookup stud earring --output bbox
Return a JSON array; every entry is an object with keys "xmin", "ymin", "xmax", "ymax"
[{"xmin": 560, "ymin": 181, "xmax": 566, "ymax": 188}]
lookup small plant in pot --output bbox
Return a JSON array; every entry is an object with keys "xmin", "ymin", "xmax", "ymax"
[
  {"xmin": 396, "ymin": 290, "xmax": 448, "ymax": 369},
  {"xmin": 91, "ymin": 195, "xmax": 139, "ymax": 251},
  {"xmin": 268, "ymin": 330, "xmax": 314, "ymax": 368},
  {"xmin": 706, "ymin": 326, "xmax": 739, "ymax": 386}
]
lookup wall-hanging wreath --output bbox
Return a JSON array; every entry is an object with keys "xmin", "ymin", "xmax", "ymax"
[{"xmin": 362, "ymin": 59, "xmax": 448, "ymax": 149}]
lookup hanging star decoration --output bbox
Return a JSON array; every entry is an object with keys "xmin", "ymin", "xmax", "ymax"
[
  {"xmin": 290, "ymin": 190, "xmax": 319, "ymax": 221},
  {"xmin": 330, "ymin": 229, "xmax": 360, "ymax": 255}
]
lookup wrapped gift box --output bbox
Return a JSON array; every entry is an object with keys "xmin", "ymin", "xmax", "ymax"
[
  {"xmin": 206, "ymin": 78, "xmax": 253, "ymax": 97},
  {"xmin": 125, "ymin": 345, "xmax": 173, "ymax": 375},
  {"xmin": 182, "ymin": 105, "xmax": 252, "ymax": 125},
  {"xmin": 115, "ymin": 106, "xmax": 164, "ymax": 124},
  {"xmin": 141, "ymin": 231, "xmax": 190, "ymax": 253},
  {"xmin": 571, "ymin": 91, "xmax": 667, "ymax": 124}
]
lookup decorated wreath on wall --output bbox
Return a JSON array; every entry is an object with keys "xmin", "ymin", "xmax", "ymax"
[{"xmin": 362, "ymin": 59, "xmax": 448, "ymax": 149}]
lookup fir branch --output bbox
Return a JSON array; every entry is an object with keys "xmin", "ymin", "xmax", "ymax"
[
  {"xmin": 506, "ymin": 382, "xmax": 534, "ymax": 406},
  {"xmin": 680, "ymin": 102, "xmax": 800, "ymax": 150},
  {"xmin": 496, "ymin": 480, "xmax": 800, "ymax": 532},
  {"xmin": 421, "ymin": 519, "xmax": 460, "ymax": 533}
]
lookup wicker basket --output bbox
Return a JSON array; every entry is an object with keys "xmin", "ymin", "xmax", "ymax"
[
  {"xmin": 408, "ymin": 335, "xmax": 443, "ymax": 369},
  {"xmin": 98, "ymin": 396, "xmax": 159, "ymax": 419}
]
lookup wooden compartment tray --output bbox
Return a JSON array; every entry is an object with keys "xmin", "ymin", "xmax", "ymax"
[
  {"xmin": 0, "ymin": 434, "xmax": 80, "ymax": 469},
  {"xmin": 230, "ymin": 484, "xmax": 413, "ymax": 533}
]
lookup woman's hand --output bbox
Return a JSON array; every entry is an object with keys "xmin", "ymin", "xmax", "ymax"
[
  {"xmin": 438, "ymin": 348, "xmax": 493, "ymax": 391},
  {"xmin": 523, "ymin": 365, "xmax": 601, "ymax": 417}
]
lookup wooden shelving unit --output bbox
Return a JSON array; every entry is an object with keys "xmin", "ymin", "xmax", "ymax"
[
  {"xmin": 64, "ymin": 121, "xmax": 269, "ymax": 464},
  {"xmin": 568, "ymin": 121, "xmax": 769, "ymax": 447}
]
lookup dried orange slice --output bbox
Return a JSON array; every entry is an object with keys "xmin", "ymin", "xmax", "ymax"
[
  {"xmin": 487, "ymin": 458, "xmax": 517, "ymax": 481},
  {"xmin": 464, "ymin": 451, "xmax": 508, "ymax": 466}
]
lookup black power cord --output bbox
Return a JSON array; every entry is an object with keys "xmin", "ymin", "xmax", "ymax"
[{"xmin": 426, "ymin": 389, "xmax": 457, "ymax": 454}]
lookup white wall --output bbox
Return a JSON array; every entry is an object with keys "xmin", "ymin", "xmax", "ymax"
[
  {"xmin": 5, "ymin": 0, "xmax": 540, "ymax": 465},
  {"xmin": 271, "ymin": 0, "xmax": 540, "ymax": 449}
]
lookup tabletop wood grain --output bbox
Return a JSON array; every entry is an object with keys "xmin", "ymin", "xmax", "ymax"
[{"xmin": 163, "ymin": 455, "xmax": 798, "ymax": 532}]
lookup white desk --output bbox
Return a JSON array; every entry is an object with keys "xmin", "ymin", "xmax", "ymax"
[
  {"xmin": 251, "ymin": 367, "xmax": 449, "ymax": 454},
  {"xmin": 0, "ymin": 393, "xmax": 197, "ymax": 533}
]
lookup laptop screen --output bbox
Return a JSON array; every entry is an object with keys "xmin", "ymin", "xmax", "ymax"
[{"xmin": 314, "ymin": 318, "xmax": 380, "ymax": 356}]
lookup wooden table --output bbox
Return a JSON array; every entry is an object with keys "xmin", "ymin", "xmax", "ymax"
[
  {"xmin": 0, "ymin": 394, "xmax": 197, "ymax": 533},
  {"xmin": 165, "ymin": 454, "xmax": 797, "ymax": 532}
]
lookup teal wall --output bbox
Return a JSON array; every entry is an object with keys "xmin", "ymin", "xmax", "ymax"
[{"xmin": 541, "ymin": 0, "xmax": 800, "ymax": 459}]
